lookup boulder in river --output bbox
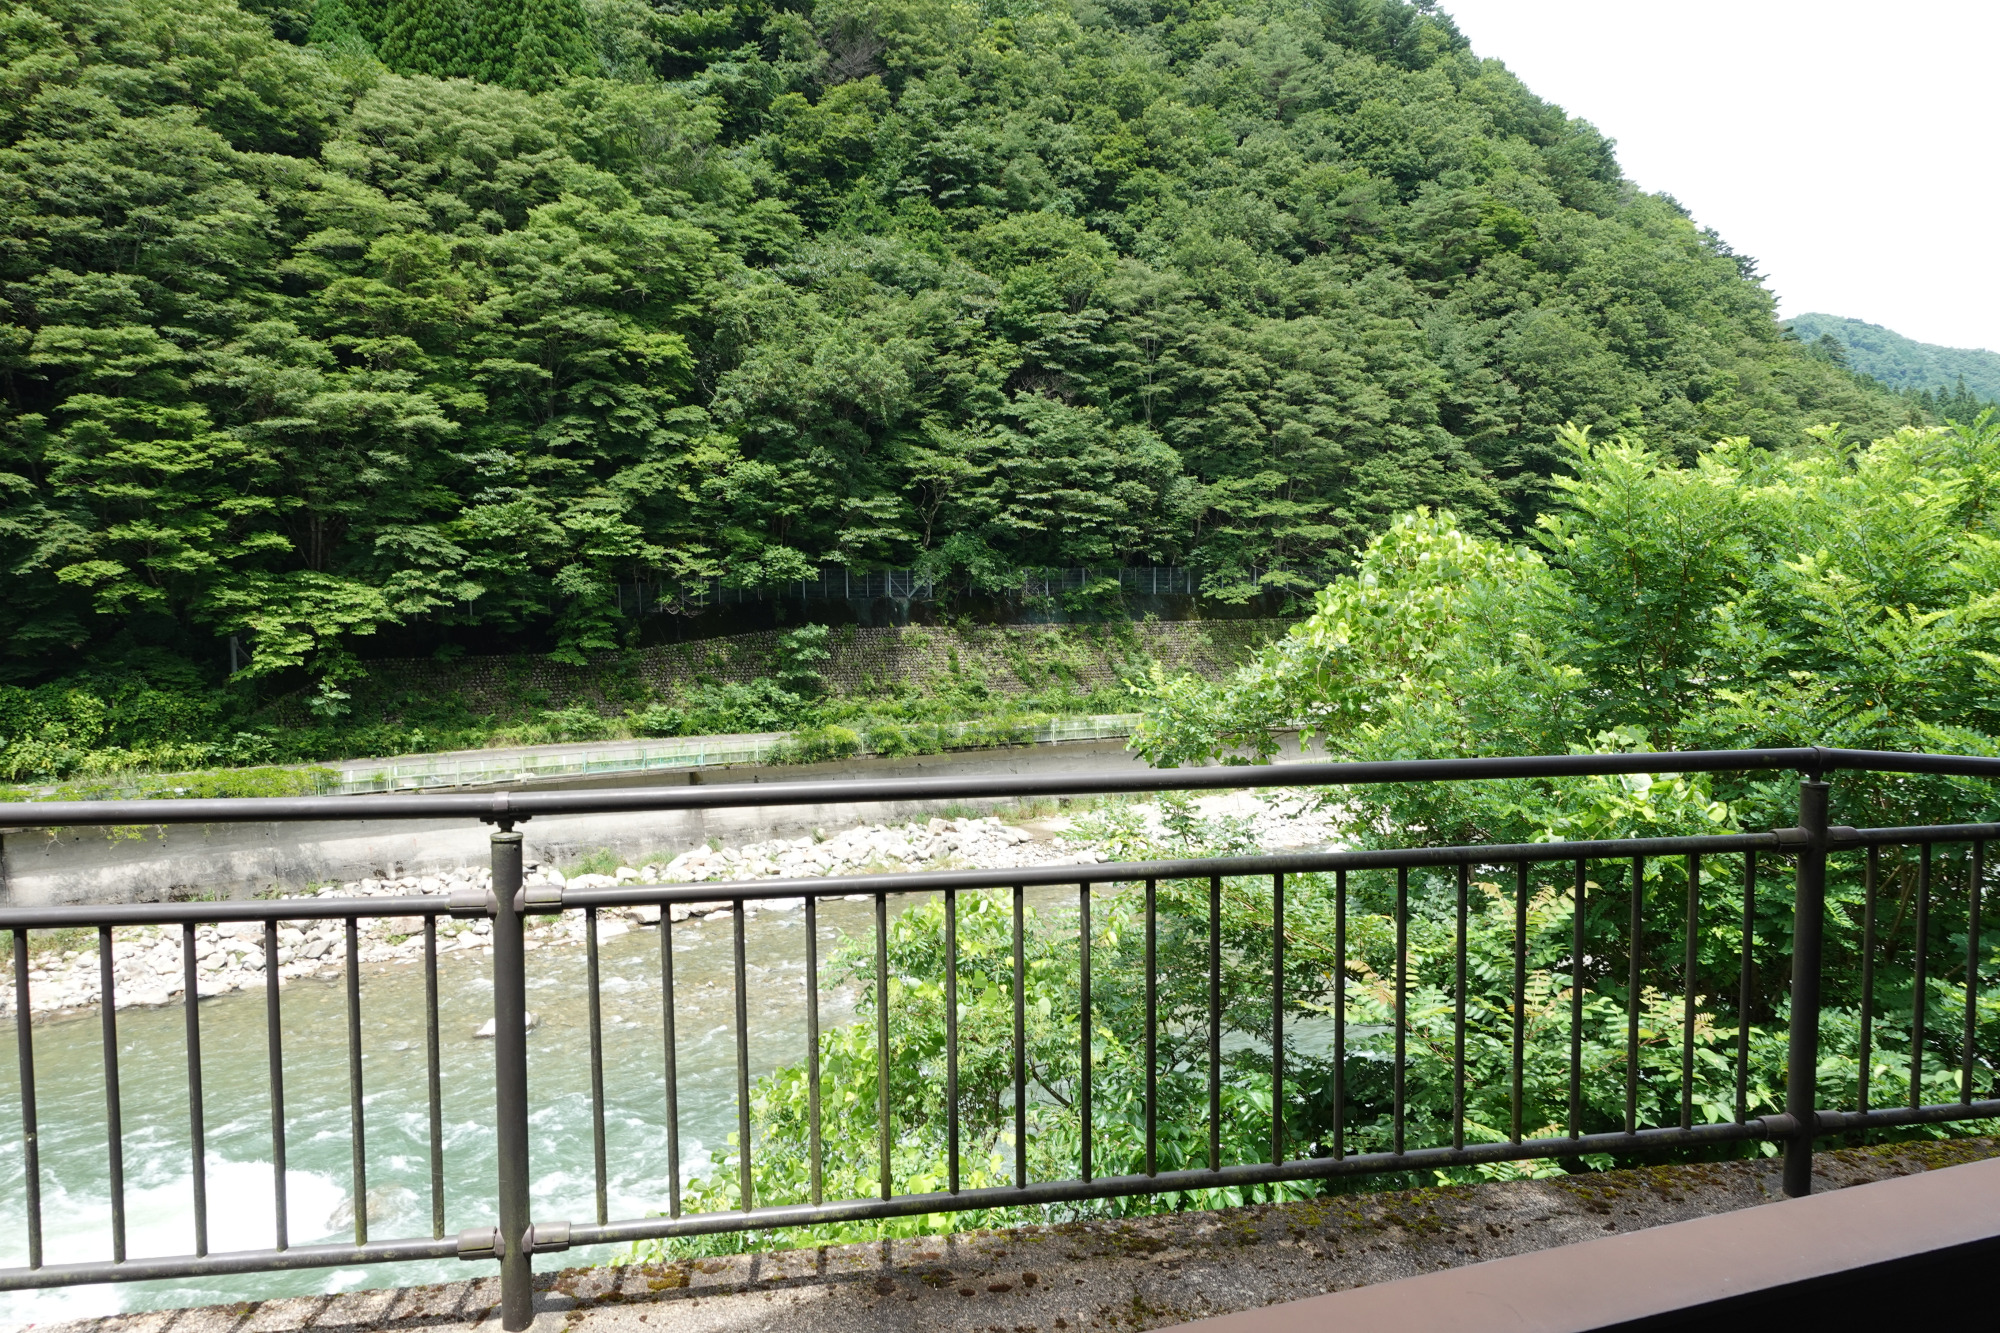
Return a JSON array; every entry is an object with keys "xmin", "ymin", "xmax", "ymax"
[
  {"xmin": 473, "ymin": 1011, "xmax": 541, "ymax": 1038},
  {"xmin": 328, "ymin": 1184, "xmax": 416, "ymax": 1231}
]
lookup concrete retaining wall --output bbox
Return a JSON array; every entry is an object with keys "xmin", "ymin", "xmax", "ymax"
[
  {"xmin": 298, "ymin": 619, "xmax": 1292, "ymax": 724},
  {"xmin": 0, "ymin": 735, "xmax": 1318, "ymax": 907}
]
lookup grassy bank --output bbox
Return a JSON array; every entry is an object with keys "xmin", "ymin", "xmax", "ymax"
[{"xmin": 2, "ymin": 621, "xmax": 1290, "ymax": 797}]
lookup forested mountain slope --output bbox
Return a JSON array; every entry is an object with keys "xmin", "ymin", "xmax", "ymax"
[
  {"xmin": 1786, "ymin": 313, "xmax": 2000, "ymax": 402},
  {"xmin": 0, "ymin": 0, "xmax": 1913, "ymax": 725}
]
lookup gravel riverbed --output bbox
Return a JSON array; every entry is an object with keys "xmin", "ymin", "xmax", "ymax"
[{"xmin": 3, "ymin": 793, "xmax": 1341, "ymax": 1020}]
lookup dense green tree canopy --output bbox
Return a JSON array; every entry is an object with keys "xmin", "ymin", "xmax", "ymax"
[
  {"xmin": 1, "ymin": 0, "xmax": 1918, "ymax": 711},
  {"xmin": 1134, "ymin": 417, "xmax": 2000, "ymax": 836}
]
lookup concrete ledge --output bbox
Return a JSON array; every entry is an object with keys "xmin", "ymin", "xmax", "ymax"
[
  {"xmin": 1168, "ymin": 1148, "xmax": 2000, "ymax": 1332},
  {"xmin": 34, "ymin": 1137, "xmax": 2000, "ymax": 1333}
]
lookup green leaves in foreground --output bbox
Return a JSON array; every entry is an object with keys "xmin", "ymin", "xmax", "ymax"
[
  {"xmin": 1134, "ymin": 417, "xmax": 2000, "ymax": 837},
  {"xmin": 639, "ymin": 803, "xmax": 1998, "ymax": 1260}
]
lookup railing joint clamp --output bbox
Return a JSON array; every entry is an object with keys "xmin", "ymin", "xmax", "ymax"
[
  {"xmin": 1774, "ymin": 825, "xmax": 1857, "ymax": 848},
  {"xmin": 1756, "ymin": 1113, "xmax": 1800, "ymax": 1138},
  {"xmin": 457, "ymin": 1227, "xmax": 502, "ymax": 1259},
  {"xmin": 517, "ymin": 885, "xmax": 565, "ymax": 915},
  {"xmin": 527, "ymin": 1221, "xmax": 572, "ymax": 1253},
  {"xmin": 449, "ymin": 889, "xmax": 495, "ymax": 919}
]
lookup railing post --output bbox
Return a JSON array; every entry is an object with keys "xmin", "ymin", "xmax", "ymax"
[
  {"xmin": 490, "ymin": 828, "xmax": 534, "ymax": 1330},
  {"xmin": 1783, "ymin": 776, "xmax": 1830, "ymax": 1197}
]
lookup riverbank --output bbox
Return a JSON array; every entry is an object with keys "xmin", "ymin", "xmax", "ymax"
[
  {"xmin": 1, "ymin": 726, "xmax": 1326, "ymax": 909},
  {"xmin": 3, "ymin": 621, "xmax": 1294, "ymax": 804},
  {"xmin": 1, "ymin": 793, "xmax": 1340, "ymax": 1018},
  {"xmin": 32, "ymin": 1137, "xmax": 2000, "ymax": 1333}
]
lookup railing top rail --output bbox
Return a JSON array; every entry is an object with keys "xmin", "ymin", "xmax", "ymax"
[
  {"xmin": 11, "ymin": 816, "xmax": 2000, "ymax": 928},
  {"xmin": 1, "ymin": 746, "xmax": 1994, "ymax": 829},
  {"xmin": 0, "ymin": 830, "xmax": 1793, "ymax": 929}
]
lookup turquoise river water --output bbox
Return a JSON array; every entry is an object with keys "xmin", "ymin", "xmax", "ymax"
[{"xmin": 0, "ymin": 898, "xmax": 892, "ymax": 1326}]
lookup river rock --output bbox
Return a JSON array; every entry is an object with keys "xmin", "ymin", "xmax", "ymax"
[
  {"xmin": 327, "ymin": 1184, "xmax": 416, "ymax": 1231},
  {"xmin": 473, "ymin": 1011, "xmax": 541, "ymax": 1038}
]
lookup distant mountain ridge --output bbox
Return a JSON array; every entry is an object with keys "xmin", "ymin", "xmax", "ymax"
[{"xmin": 1786, "ymin": 313, "xmax": 2000, "ymax": 402}]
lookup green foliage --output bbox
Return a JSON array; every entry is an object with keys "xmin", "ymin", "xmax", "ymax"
[
  {"xmin": 765, "ymin": 722, "xmax": 861, "ymax": 764},
  {"xmin": 641, "ymin": 784, "xmax": 1996, "ymax": 1260},
  {"xmin": 771, "ymin": 624, "xmax": 831, "ymax": 698},
  {"xmin": 644, "ymin": 855, "xmax": 1328, "ymax": 1256},
  {"xmin": 563, "ymin": 845, "xmax": 622, "ymax": 876},
  {"xmin": 2, "ymin": 0, "xmax": 1922, "ymax": 721},
  {"xmin": 377, "ymin": 0, "xmax": 470, "ymax": 77},
  {"xmin": 309, "ymin": 0, "xmax": 595, "ymax": 88},
  {"xmin": 1117, "ymin": 419, "xmax": 2000, "ymax": 1188},
  {"xmin": 0, "ymin": 764, "xmax": 337, "ymax": 802},
  {"xmin": 490, "ymin": 701, "xmax": 622, "ymax": 745},
  {"xmin": 1136, "ymin": 416, "xmax": 2000, "ymax": 836},
  {"xmin": 0, "ymin": 658, "xmax": 240, "ymax": 780}
]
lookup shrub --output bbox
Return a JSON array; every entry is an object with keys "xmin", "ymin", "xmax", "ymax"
[
  {"xmin": 631, "ymin": 703, "xmax": 690, "ymax": 737},
  {"xmin": 768, "ymin": 724, "xmax": 861, "ymax": 765}
]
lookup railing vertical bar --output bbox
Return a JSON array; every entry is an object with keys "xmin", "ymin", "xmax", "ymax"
[
  {"xmin": 424, "ymin": 914, "xmax": 444, "ymax": 1239},
  {"xmin": 489, "ymin": 830, "xmax": 532, "ymax": 1330},
  {"xmin": 1681, "ymin": 853, "xmax": 1700, "ymax": 1132},
  {"xmin": 733, "ymin": 901, "xmax": 753, "ymax": 1212},
  {"xmin": 1737, "ymin": 852, "xmax": 1757, "ymax": 1124},
  {"xmin": 1272, "ymin": 871, "xmax": 1285, "ymax": 1164},
  {"xmin": 1334, "ymin": 869, "xmax": 1347, "ymax": 1161},
  {"xmin": 1452, "ymin": 863, "xmax": 1467, "ymax": 1151},
  {"xmin": 1858, "ymin": 847, "xmax": 1876, "ymax": 1115},
  {"xmin": 183, "ymin": 923, "xmax": 207, "ymax": 1257},
  {"xmin": 1570, "ymin": 860, "xmax": 1585, "ymax": 1141},
  {"xmin": 875, "ymin": 889, "xmax": 891, "ymax": 1201},
  {"xmin": 1912, "ymin": 843, "xmax": 1932, "ymax": 1107},
  {"xmin": 13, "ymin": 929, "xmax": 41, "ymax": 1269},
  {"xmin": 1078, "ymin": 882, "xmax": 1091, "ymax": 1183},
  {"xmin": 1207, "ymin": 874, "xmax": 1220, "ymax": 1172},
  {"xmin": 1781, "ymin": 777, "xmax": 1829, "ymax": 1199},
  {"xmin": 1512, "ymin": 861, "xmax": 1527, "ymax": 1145},
  {"xmin": 1145, "ymin": 878, "xmax": 1158, "ymax": 1177},
  {"xmin": 944, "ymin": 889, "xmax": 959, "ymax": 1193},
  {"xmin": 1626, "ymin": 856, "xmax": 1644, "ymax": 1137},
  {"xmin": 585, "ymin": 908, "xmax": 608, "ymax": 1227},
  {"xmin": 266, "ymin": 919, "xmax": 288, "ymax": 1251},
  {"xmin": 99, "ymin": 926, "xmax": 124, "ymax": 1262},
  {"xmin": 1963, "ymin": 841, "xmax": 1983, "ymax": 1104},
  {"xmin": 806, "ymin": 894, "xmax": 824, "ymax": 1206},
  {"xmin": 344, "ymin": 917, "xmax": 366, "ymax": 1245},
  {"xmin": 1013, "ymin": 881, "xmax": 1027, "ymax": 1191},
  {"xmin": 661, "ymin": 910, "xmax": 681, "ymax": 1218},
  {"xmin": 1394, "ymin": 866, "xmax": 1408, "ymax": 1157}
]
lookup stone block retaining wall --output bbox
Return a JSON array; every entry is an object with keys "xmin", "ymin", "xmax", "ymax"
[{"xmin": 345, "ymin": 620, "xmax": 1289, "ymax": 718}]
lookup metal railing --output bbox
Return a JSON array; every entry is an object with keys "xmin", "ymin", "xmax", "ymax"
[
  {"xmin": 613, "ymin": 564, "xmax": 1258, "ymax": 614},
  {"xmin": 329, "ymin": 714, "xmax": 1144, "ymax": 795},
  {"xmin": 3, "ymin": 747, "xmax": 2000, "ymax": 1328}
]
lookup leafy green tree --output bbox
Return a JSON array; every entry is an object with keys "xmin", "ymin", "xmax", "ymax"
[
  {"xmin": 1134, "ymin": 415, "xmax": 2000, "ymax": 835},
  {"xmin": 311, "ymin": 0, "xmax": 386, "ymax": 48},
  {"xmin": 377, "ymin": 0, "xmax": 471, "ymax": 77},
  {"xmin": 0, "ymin": 0, "xmax": 1934, "ymax": 765}
]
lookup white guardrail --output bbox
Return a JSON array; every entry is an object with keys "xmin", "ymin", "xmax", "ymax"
[{"xmin": 330, "ymin": 715, "xmax": 1144, "ymax": 796}]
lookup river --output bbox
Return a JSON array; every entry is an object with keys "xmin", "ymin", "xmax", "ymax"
[{"xmin": 0, "ymin": 897, "xmax": 891, "ymax": 1326}]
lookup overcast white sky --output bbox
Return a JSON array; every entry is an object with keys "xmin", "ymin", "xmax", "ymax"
[{"xmin": 1438, "ymin": 0, "xmax": 2000, "ymax": 353}]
